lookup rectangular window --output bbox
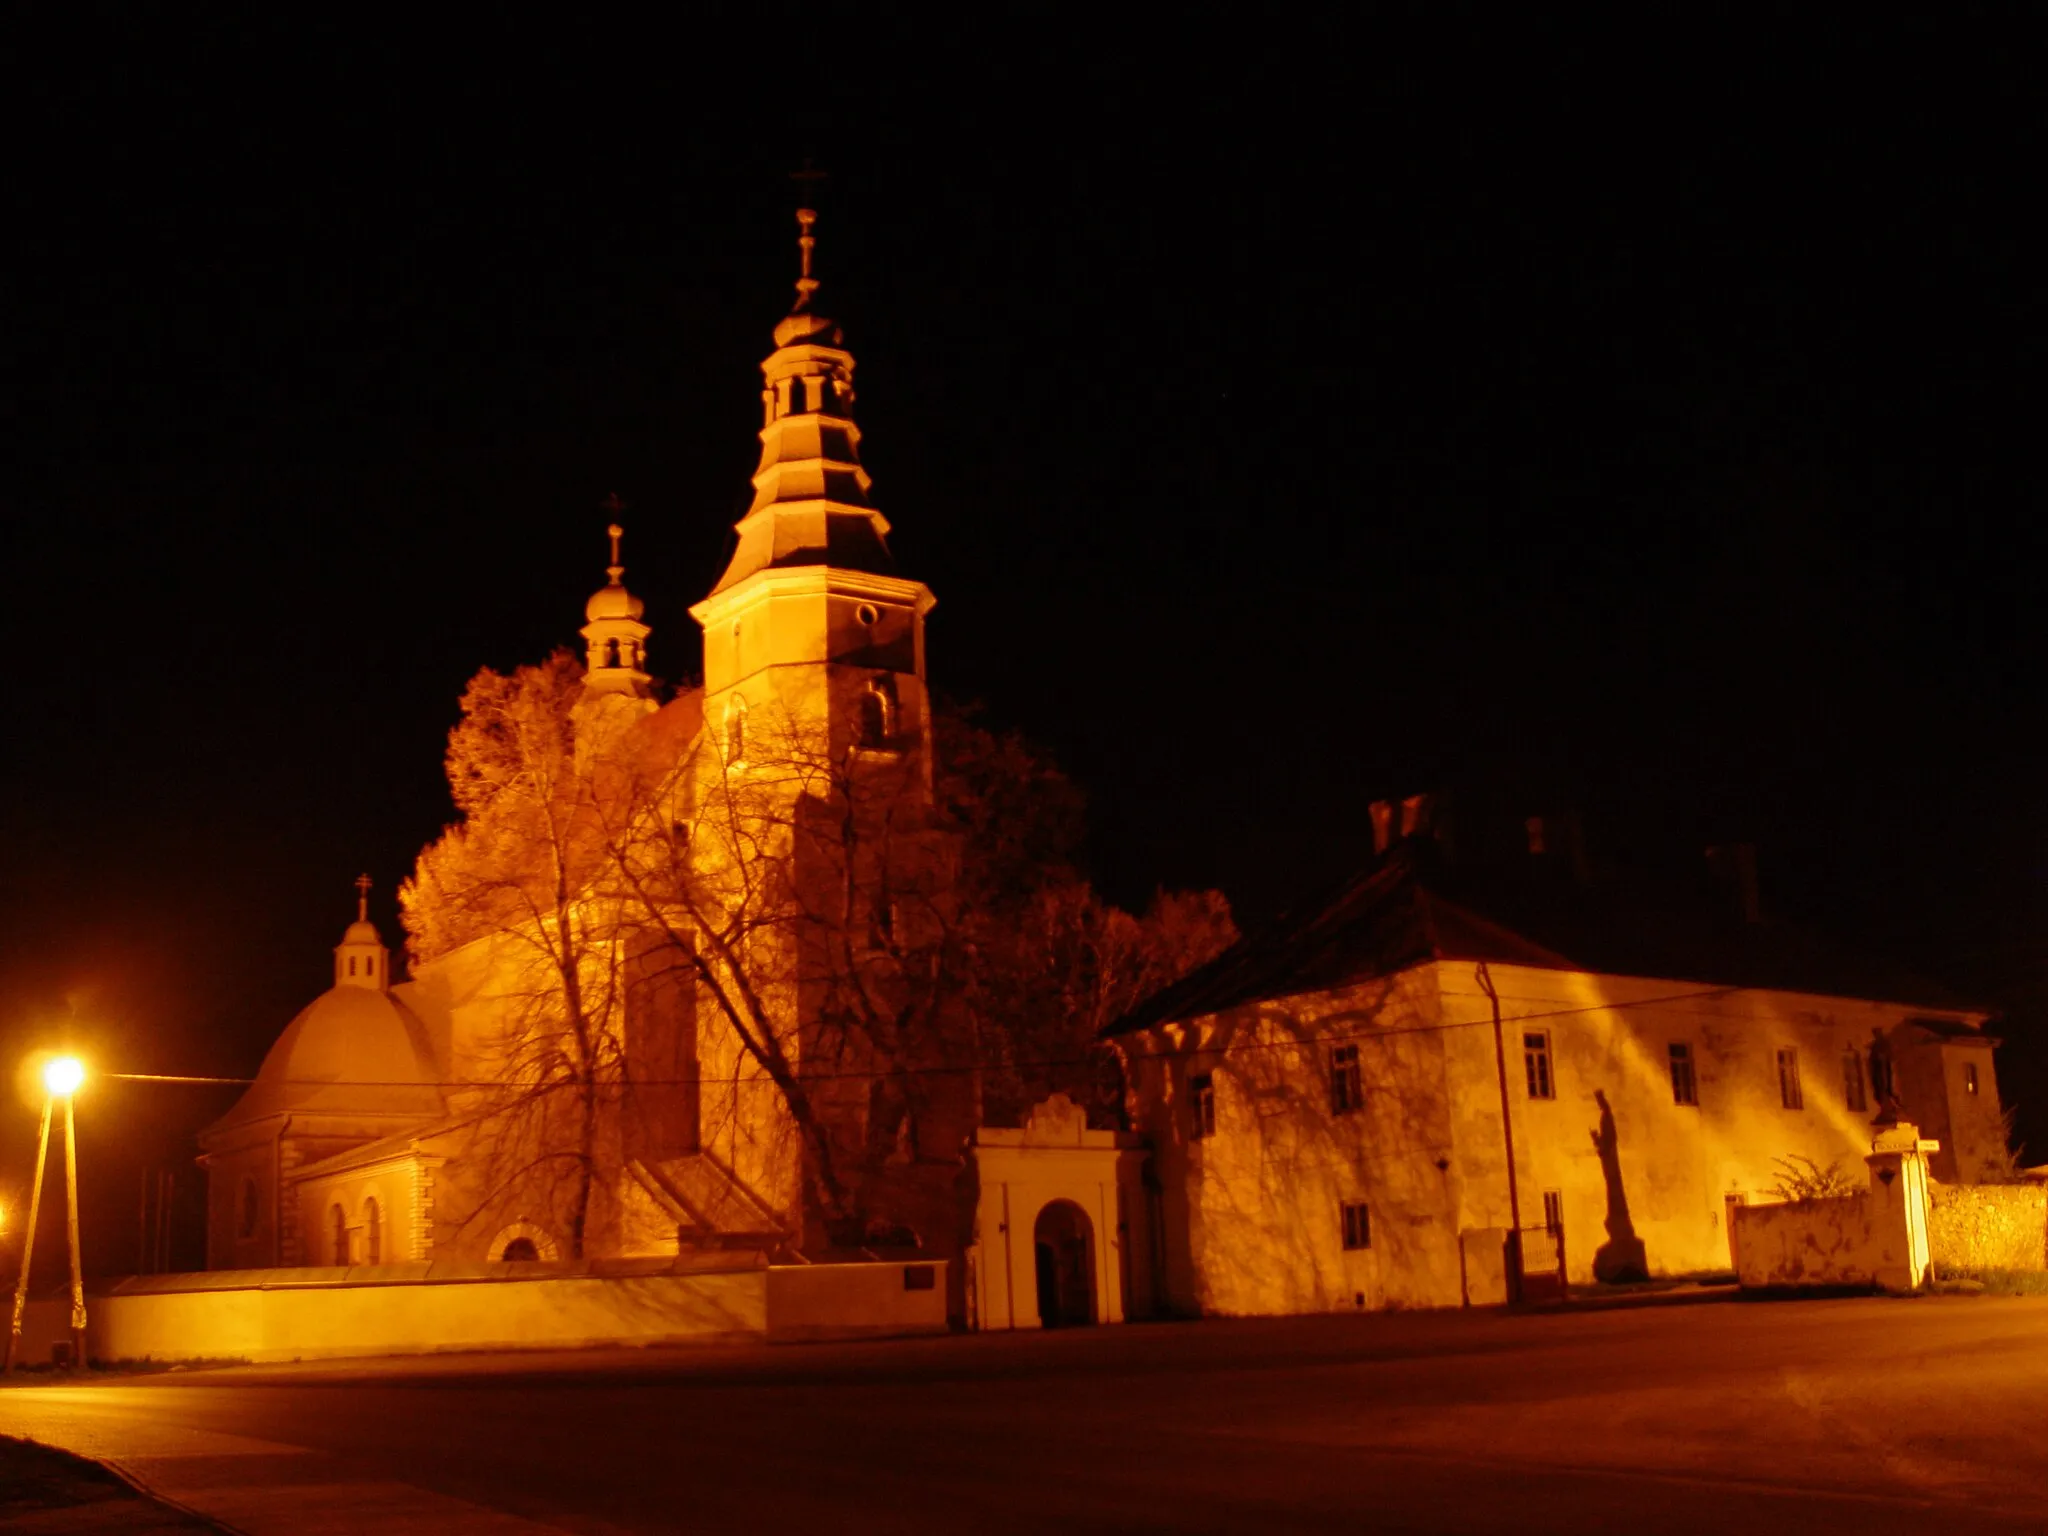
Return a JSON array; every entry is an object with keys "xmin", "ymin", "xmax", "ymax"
[
  {"xmin": 1965, "ymin": 1063, "xmax": 1980, "ymax": 1096},
  {"xmin": 1340, "ymin": 1201, "xmax": 1371, "ymax": 1251},
  {"xmin": 1330, "ymin": 1043, "xmax": 1363, "ymax": 1115},
  {"xmin": 1190, "ymin": 1072, "xmax": 1216, "ymax": 1139},
  {"xmin": 1523, "ymin": 1031, "xmax": 1554, "ymax": 1100},
  {"xmin": 1668, "ymin": 1042, "xmax": 1698, "ymax": 1106},
  {"xmin": 1843, "ymin": 1048, "xmax": 1868, "ymax": 1113},
  {"xmin": 1542, "ymin": 1190, "xmax": 1563, "ymax": 1232},
  {"xmin": 1777, "ymin": 1048, "xmax": 1803, "ymax": 1110}
]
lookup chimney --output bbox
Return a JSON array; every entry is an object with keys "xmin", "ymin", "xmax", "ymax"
[
  {"xmin": 1705, "ymin": 842, "xmax": 1762, "ymax": 924},
  {"xmin": 1370, "ymin": 791, "xmax": 1454, "ymax": 861},
  {"xmin": 1526, "ymin": 809, "xmax": 1590, "ymax": 884}
]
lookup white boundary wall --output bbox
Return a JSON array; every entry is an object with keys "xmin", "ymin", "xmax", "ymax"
[{"xmin": 16, "ymin": 1259, "xmax": 947, "ymax": 1365}]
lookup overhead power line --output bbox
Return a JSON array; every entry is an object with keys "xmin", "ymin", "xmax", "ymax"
[{"xmin": 101, "ymin": 984, "xmax": 1742, "ymax": 1091}]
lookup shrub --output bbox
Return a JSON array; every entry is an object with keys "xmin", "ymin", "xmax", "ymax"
[{"xmin": 1771, "ymin": 1154, "xmax": 1860, "ymax": 1202}]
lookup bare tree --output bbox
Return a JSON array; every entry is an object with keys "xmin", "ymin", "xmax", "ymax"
[
  {"xmin": 403, "ymin": 654, "xmax": 628, "ymax": 1259},
  {"xmin": 405, "ymin": 656, "xmax": 1235, "ymax": 1259}
]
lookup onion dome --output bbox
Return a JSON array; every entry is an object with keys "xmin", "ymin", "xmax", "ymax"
[{"xmin": 581, "ymin": 511, "xmax": 653, "ymax": 696}]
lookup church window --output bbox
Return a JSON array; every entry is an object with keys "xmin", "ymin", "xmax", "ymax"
[
  {"xmin": 1842, "ymin": 1047, "xmax": 1868, "ymax": 1112},
  {"xmin": 1189, "ymin": 1072, "xmax": 1216, "ymax": 1139},
  {"xmin": 1668, "ymin": 1041, "xmax": 1698, "ymax": 1106},
  {"xmin": 725, "ymin": 696, "xmax": 748, "ymax": 766},
  {"xmin": 1523, "ymin": 1032, "xmax": 1554, "ymax": 1100},
  {"xmin": 1340, "ymin": 1201, "xmax": 1371, "ymax": 1251},
  {"xmin": 364, "ymin": 956, "xmax": 374, "ymax": 979},
  {"xmin": 330, "ymin": 1204, "xmax": 349, "ymax": 1266},
  {"xmin": 348, "ymin": 956, "xmax": 357, "ymax": 977},
  {"xmin": 239, "ymin": 1179, "xmax": 259, "ymax": 1239},
  {"xmin": 856, "ymin": 602, "xmax": 880, "ymax": 627},
  {"xmin": 605, "ymin": 638, "xmax": 619, "ymax": 667},
  {"xmin": 1776, "ymin": 1048, "xmax": 1804, "ymax": 1110},
  {"xmin": 1329, "ymin": 1043, "xmax": 1362, "ymax": 1115},
  {"xmin": 501, "ymin": 1237, "xmax": 540, "ymax": 1262},
  {"xmin": 363, "ymin": 1197, "xmax": 382, "ymax": 1265},
  {"xmin": 858, "ymin": 681, "xmax": 892, "ymax": 749}
]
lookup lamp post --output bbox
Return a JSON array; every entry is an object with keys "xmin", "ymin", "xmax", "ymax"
[
  {"xmin": 4, "ymin": 1056, "xmax": 86, "ymax": 1372},
  {"xmin": 53, "ymin": 1058, "xmax": 88, "ymax": 1367}
]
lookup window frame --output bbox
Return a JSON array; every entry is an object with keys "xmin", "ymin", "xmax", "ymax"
[
  {"xmin": 1340, "ymin": 1201, "xmax": 1371, "ymax": 1251},
  {"xmin": 1523, "ymin": 1030, "xmax": 1555, "ymax": 1100},
  {"xmin": 1329, "ymin": 1042, "xmax": 1363, "ymax": 1116},
  {"xmin": 1776, "ymin": 1047, "xmax": 1804, "ymax": 1110},
  {"xmin": 1668, "ymin": 1041, "xmax": 1699, "ymax": 1107},
  {"xmin": 1842, "ymin": 1046, "xmax": 1868, "ymax": 1113},
  {"xmin": 1189, "ymin": 1071, "xmax": 1217, "ymax": 1140}
]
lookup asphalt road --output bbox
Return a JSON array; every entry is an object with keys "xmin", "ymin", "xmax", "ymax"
[{"xmin": 4, "ymin": 1296, "xmax": 2047, "ymax": 1534}]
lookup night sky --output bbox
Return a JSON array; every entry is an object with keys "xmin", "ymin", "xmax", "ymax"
[{"xmin": 4, "ymin": 11, "xmax": 2044, "ymax": 1273}]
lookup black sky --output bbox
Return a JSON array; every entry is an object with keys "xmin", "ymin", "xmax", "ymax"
[{"xmin": 4, "ymin": 10, "xmax": 2045, "ymax": 1271}]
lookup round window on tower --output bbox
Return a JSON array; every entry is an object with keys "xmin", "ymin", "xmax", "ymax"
[{"xmin": 856, "ymin": 603, "xmax": 880, "ymax": 626}]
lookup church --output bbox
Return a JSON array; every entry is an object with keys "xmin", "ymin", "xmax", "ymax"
[
  {"xmin": 198, "ymin": 204, "xmax": 977, "ymax": 1287},
  {"xmin": 192, "ymin": 212, "xmax": 2016, "ymax": 1342}
]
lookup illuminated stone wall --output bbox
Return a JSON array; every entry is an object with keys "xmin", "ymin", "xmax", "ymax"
[{"xmin": 1928, "ymin": 1182, "xmax": 2047, "ymax": 1274}]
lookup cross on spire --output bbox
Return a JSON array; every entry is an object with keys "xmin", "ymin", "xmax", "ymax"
[
  {"xmin": 602, "ymin": 495, "xmax": 626, "ymax": 581},
  {"xmin": 790, "ymin": 160, "xmax": 827, "ymax": 313},
  {"xmin": 354, "ymin": 873, "xmax": 372, "ymax": 923}
]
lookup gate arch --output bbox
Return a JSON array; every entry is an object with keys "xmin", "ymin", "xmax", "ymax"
[{"xmin": 1033, "ymin": 1199, "xmax": 1097, "ymax": 1326}]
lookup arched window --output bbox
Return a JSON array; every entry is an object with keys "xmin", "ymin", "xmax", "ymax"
[
  {"xmin": 604, "ymin": 638, "xmax": 619, "ymax": 667},
  {"xmin": 725, "ymin": 696, "xmax": 748, "ymax": 766},
  {"xmin": 362, "ymin": 1197, "xmax": 382, "ymax": 1265},
  {"xmin": 858, "ymin": 682, "xmax": 891, "ymax": 749},
  {"xmin": 331, "ymin": 1204, "xmax": 350, "ymax": 1266},
  {"xmin": 489, "ymin": 1220, "xmax": 558, "ymax": 1262},
  {"xmin": 364, "ymin": 955, "xmax": 374, "ymax": 978},
  {"xmin": 348, "ymin": 955, "xmax": 357, "ymax": 976},
  {"xmin": 239, "ymin": 1178, "xmax": 259, "ymax": 1239}
]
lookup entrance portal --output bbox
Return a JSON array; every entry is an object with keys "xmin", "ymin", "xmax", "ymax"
[{"xmin": 1033, "ymin": 1199, "xmax": 1096, "ymax": 1327}]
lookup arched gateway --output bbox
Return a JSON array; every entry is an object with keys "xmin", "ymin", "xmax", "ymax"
[
  {"xmin": 970, "ymin": 1094, "xmax": 1151, "ymax": 1330},
  {"xmin": 1033, "ymin": 1200, "xmax": 1097, "ymax": 1326}
]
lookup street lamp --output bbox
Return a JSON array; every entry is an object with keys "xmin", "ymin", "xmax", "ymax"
[{"xmin": 5, "ymin": 1055, "xmax": 88, "ymax": 1372}]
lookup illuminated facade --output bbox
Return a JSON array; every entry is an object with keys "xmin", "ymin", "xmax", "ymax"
[
  {"xmin": 200, "ymin": 209, "xmax": 949, "ymax": 1275},
  {"xmin": 1109, "ymin": 847, "xmax": 2007, "ymax": 1314}
]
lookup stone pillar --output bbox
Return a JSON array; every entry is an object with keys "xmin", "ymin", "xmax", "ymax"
[{"xmin": 1864, "ymin": 1122, "xmax": 1939, "ymax": 1292}]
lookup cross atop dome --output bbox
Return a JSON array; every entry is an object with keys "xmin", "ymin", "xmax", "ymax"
[{"xmin": 336, "ymin": 874, "xmax": 390, "ymax": 992}]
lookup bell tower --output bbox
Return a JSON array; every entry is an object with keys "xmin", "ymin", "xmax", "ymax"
[
  {"xmin": 690, "ymin": 201, "xmax": 936, "ymax": 768},
  {"xmin": 334, "ymin": 874, "xmax": 391, "ymax": 992},
  {"xmin": 581, "ymin": 505, "xmax": 653, "ymax": 697}
]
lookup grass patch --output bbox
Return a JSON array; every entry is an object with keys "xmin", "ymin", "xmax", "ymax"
[{"xmin": 1930, "ymin": 1267, "xmax": 2048, "ymax": 1296}]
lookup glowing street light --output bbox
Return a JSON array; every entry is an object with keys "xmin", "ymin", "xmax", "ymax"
[{"xmin": 5, "ymin": 1055, "xmax": 89, "ymax": 1372}]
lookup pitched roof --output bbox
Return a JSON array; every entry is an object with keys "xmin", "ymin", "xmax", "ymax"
[{"xmin": 1106, "ymin": 844, "xmax": 1983, "ymax": 1036}]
